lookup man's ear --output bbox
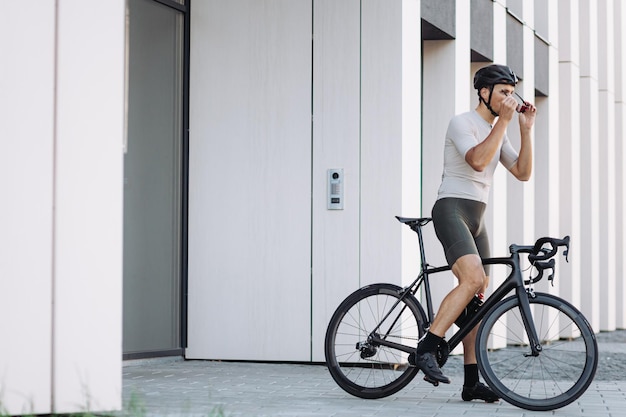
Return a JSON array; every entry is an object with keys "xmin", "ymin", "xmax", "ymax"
[{"xmin": 479, "ymin": 87, "xmax": 490, "ymax": 101}]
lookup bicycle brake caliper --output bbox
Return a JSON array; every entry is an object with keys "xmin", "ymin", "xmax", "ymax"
[{"xmin": 526, "ymin": 287, "xmax": 536, "ymax": 299}]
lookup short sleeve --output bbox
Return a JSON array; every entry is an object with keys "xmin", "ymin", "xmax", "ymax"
[
  {"xmin": 500, "ymin": 134, "xmax": 519, "ymax": 169},
  {"xmin": 446, "ymin": 115, "xmax": 478, "ymax": 158}
]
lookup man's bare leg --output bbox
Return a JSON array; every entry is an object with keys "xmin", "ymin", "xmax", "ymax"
[
  {"xmin": 430, "ymin": 254, "xmax": 486, "ymax": 337},
  {"xmin": 413, "ymin": 254, "xmax": 486, "ymax": 384},
  {"xmin": 461, "ymin": 273, "xmax": 489, "ymax": 365}
]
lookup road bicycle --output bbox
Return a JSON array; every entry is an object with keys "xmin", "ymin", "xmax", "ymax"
[{"xmin": 324, "ymin": 216, "xmax": 598, "ymax": 411}]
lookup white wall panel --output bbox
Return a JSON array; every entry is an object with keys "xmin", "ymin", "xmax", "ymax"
[
  {"xmin": 532, "ymin": 40, "xmax": 563, "ymax": 340},
  {"xmin": 558, "ymin": 0, "xmax": 579, "ymax": 64},
  {"xmin": 614, "ymin": 0, "xmax": 626, "ymax": 328},
  {"xmin": 521, "ymin": 24, "xmax": 536, "ymax": 245},
  {"xmin": 187, "ymin": 0, "xmax": 313, "ymax": 361},
  {"xmin": 53, "ymin": 1, "xmax": 125, "ymax": 412},
  {"xmin": 396, "ymin": 1, "xmax": 423, "ymax": 330},
  {"xmin": 0, "ymin": 3, "xmax": 54, "ymax": 414},
  {"xmin": 547, "ymin": 0, "xmax": 562, "ymax": 276},
  {"xmin": 557, "ymin": 1, "xmax": 582, "ymax": 311},
  {"xmin": 400, "ymin": 0, "xmax": 422, "ymax": 290},
  {"xmin": 488, "ymin": 1, "xmax": 509, "ymax": 263},
  {"xmin": 359, "ymin": 0, "xmax": 421, "ymax": 293},
  {"xmin": 506, "ymin": 11, "xmax": 532, "ymax": 259},
  {"xmin": 533, "ymin": 40, "xmax": 561, "ymax": 298},
  {"xmin": 598, "ymin": 0, "xmax": 617, "ymax": 331},
  {"xmin": 310, "ymin": 0, "xmax": 361, "ymax": 362},
  {"xmin": 359, "ymin": 0, "xmax": 405, "ymax": 288},
  {"xmin": 579, "ymin": 0, "xmax": 601, "ymax": 329},
  {"xmin": 506, "ymin": 27, "xmax": 536, "ymax": 252}
]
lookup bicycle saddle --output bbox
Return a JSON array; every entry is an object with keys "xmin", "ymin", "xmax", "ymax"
[{"xmin": 395, "ymin": 216, "xmax": 432, "ymax": 226}]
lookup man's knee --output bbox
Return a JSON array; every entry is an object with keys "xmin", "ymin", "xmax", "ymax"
[
  {"xmin": 453, "ymin": 255, "xmax": 486, "ymax": 292},
  {"xmin": 466, "ymin": 273, "xmax": 486, "ymax": 293}
]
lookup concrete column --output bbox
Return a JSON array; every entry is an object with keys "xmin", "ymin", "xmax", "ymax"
[
  {"xmin": 53, "ymin": 0, "xmax": 125, "ymax": 412},
  {"xmin": 533, "ymin": 1, "xmax": 562, "ymax": 298},
  {"xmin": 557, "ymin": 0, "xmax": 583, "ymax": 315},
  {"xmin": 399, "ymin": 0, "xmax": 422, "ymax": 290},
  {"xmin": 579, "ymin": 0, "xmax": 601, "ymax": 330},
  {"xmin": 0, "ymin": 3, "xmax": 55, "ymax": 414},
  {"xmin": 485, "ymin": 0, "xmax": 509, "ymax": 295},
  {"xmin": 614, "ymin": 0, "xmax": 626, "ymax": 328},
  {"xmin": 598, "ymin": 0, "xmax": 617, "ymax": 331},
  {"xmin": 506, "ymin": 4, "xmax": 535, "ymax": 252}
]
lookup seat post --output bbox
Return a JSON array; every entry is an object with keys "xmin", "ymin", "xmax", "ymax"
[{"xmin": 412, "ymin": 222, "xmax": 429, "ymax": 270}]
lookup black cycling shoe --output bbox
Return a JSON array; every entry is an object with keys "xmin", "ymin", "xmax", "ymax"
[
  {"xmin": 422, "ymin": 374, "xmax": 439, "ymax": 386},
  {"xmin": 410, "ymin": 351, "xmax": 451, "ymax": 385},
  {"xmin": 462, "ymin": 381, "xmax": 500, "ymax": 403}
]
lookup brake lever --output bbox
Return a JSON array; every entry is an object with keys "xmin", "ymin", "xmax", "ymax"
[
  {"xmin": 543, "ymin": 259, "xmax": 556, "ymax": 286},
  {"xmin": 562, "ymin": 236, "xmax": 570, "ymax": 262},
  {"xmin": 530, "ymin": 259, "xmax": 555, "ymax": 285}
]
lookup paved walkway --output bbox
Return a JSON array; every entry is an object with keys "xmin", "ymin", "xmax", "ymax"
[{"xmin": 120, "ymin": 330, "xmax": 626, "ymax": 417}]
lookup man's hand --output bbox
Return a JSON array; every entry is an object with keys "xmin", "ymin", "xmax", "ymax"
[
  {"xmin": 498, "ymin": 96, "xmax": 518, "ymax": 121},
  {"xmin": 519, "ymin": 102, "xmax": 537, "ymax": 131}
]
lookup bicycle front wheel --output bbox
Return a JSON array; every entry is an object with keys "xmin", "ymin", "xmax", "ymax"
[
  {"xmin": 476, "ymin": 293, "xmax": 598, "ymax": 411},
  {"xmin": 324, "ymin": 283, "xmax": 427, "ymax": 399}
]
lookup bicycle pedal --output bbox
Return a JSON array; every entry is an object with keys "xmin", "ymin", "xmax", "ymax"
[{"xmin": 423, "ymin": 375, "xmax": 439, "ymax": 387}]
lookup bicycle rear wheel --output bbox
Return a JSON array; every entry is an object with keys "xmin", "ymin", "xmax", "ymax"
[
  {"xmin": 324, "ymin": 283, "xmax": 426, "ymax": 399},
  {"xmin": 476, "ymin": 293, "xmax": 598, "ymax": 411}
]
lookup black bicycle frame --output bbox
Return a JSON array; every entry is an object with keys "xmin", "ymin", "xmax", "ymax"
[
  {"xmin": 369, "ymin": 224, "xmax": 544, "ymax": 357},
  {"xmin": 444, "ymin": 250, "xmax": 542, "ymax": 355}
]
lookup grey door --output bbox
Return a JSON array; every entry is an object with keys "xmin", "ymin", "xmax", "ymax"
[{"xmin": 123, "ymin": 0, "xmax": 185, "ymax": 357}]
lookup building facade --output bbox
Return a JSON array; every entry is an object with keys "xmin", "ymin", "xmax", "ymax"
[{"xmin": 2, "ymin": 0, "xmax": 625, "ymax": 414}]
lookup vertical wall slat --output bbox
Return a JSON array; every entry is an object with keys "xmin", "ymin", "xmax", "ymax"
[
  {"xmin": 614, "ymin": 0, "xmax": 626, "ymax": 329},
  {"xmin": 598, "ymin": 0, "xmax": 617, "ymax": 331},
  {"xmin": 310, "ymin": 0, "xmax": 361, "ymax": 362},
  {"xmin": 0, "ymin": 3, "xmax": 55, "ymax": 414},
  {"xmin": 187, "ymin": 0, "xmax": 313, "ymax": 361},
  {"xmin": 53, "ymin": 0, "xmax": 125, "ymax": 412},
  {"xmin": 578, "ymin": 0, "xmax": 601, "ymax": 329}
]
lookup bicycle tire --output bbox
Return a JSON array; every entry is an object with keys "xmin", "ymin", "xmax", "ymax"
[
  {"xmin": 324, "ymin": 283, "xmax": 427, "ymax": 399},
  {"xmin": 476, "ymin": 293, "xmax": 598, "ymax": 411}
]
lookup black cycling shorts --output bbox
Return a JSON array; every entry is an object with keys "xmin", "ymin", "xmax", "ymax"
[{"xmin": 432, "ymin": 197, "xmax": 490, "ymax": 275}]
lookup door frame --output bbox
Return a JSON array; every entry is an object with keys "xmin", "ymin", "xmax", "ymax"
[{"xmin": 122, "ymin": 0, "xmax": 190, "ymax": 360}]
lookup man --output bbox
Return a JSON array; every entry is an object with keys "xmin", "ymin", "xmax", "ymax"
[{"xmin": 413, "ymin": 64, "xmax": 536, "ymax": 402}]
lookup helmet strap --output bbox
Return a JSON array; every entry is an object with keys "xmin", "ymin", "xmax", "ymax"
[{"xmin": 480, "ymin": 86, "xmax": 499, "ymax": 117}]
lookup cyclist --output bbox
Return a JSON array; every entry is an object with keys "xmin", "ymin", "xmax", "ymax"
[{"xmin": 412, "ymin": 64, "xmax": 536, "ymax": 402}]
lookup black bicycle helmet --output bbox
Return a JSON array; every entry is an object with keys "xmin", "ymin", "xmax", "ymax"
[
  {"xmin": 473, "ymin": 64, "xmax": 518, "ymax": 116},
  {"xmin": 474, "ymin": 64, "xmax": 518, "ymax": 90}
]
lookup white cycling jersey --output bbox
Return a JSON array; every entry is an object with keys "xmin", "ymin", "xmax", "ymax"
[{"xmin": 436, "ymin": 110, "xmax": 518, "ymax": 203}]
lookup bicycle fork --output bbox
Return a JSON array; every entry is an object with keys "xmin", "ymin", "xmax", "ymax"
[
  {"xmin": 505, "ymin": 247, "xmax": 545, "ymax": 357},
  {"xmin": 516, "ymin": 286, "xmax": 543, "ymax": 356}
]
